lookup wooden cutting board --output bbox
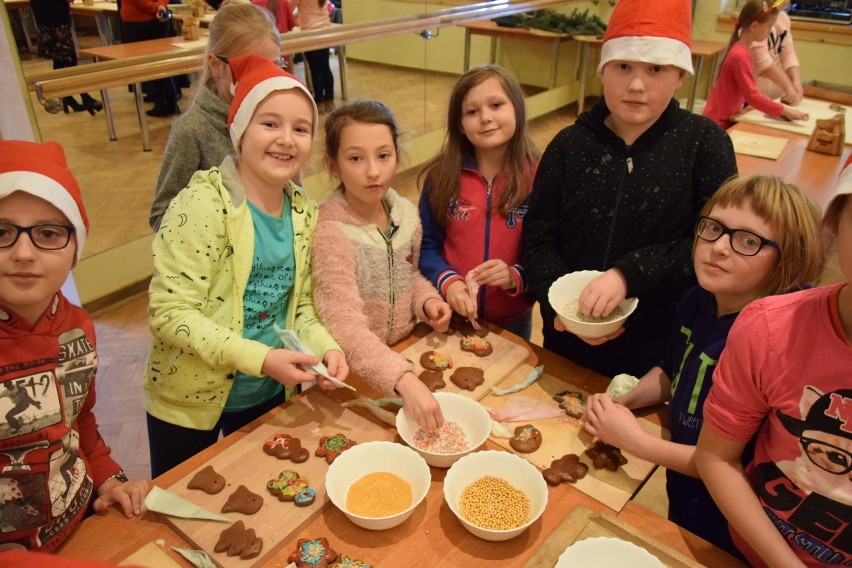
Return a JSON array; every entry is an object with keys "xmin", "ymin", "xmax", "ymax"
[
  {"xmin": 162, "ymin": 389, "xmax": 395, "ymax": 568},
  {"xmin": 524, "ymin": 506, "xmax": 702, "ymax": 567},
  {"xmin": 481, "ymin": 372, "xmax": 664, "ymax": 512},
  {"xmin": 728, "ymin": 130, "xmax": 788, "ymax": 160},
  {"xmin": 735, "ymin": 97, "xmax": 852, "ymax": 145},
  {"xmin": 399, "ymin": 329, "xmax": 532, "ymax": 401},
  {"xmin": 119, "ymin": 542, "xmax": 184, "ymax": 568}
]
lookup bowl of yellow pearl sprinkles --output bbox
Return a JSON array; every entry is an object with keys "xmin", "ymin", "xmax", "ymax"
[
  {"xmin": 548, "ymin": 270, "xmax": 639, "ymax": 339},
  {"xmin": 443, "ymin": 451, "xmax": 548, "ymax": 541},
  {"xmin": 396, "ymin": 392, "xmax": 491, "ymax": 468},
  {"xmin": 325, "ymin": 441, "xmax": 430, "ymax": 530}
]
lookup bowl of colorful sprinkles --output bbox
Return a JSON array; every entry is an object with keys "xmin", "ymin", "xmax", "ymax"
[
  {"xmin": 396, "ymin": 392, "xmax": 491, "ymax": 468},
  {"xmin": 443, "ymin": 450, "xmax": 548, "ymax": 541},
  {"xmin": 325, "ymin": 441, "xmax": 430, "ymax": 530},
  {"xmin": 548, "ymin": 271, "xmax": 639, "ymax": 339}
]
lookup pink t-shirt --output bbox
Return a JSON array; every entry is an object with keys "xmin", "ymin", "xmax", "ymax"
[
  {"xmin": 703, "ymin": 284, "xmax": 852, "ymax": 567},
  {"xmin": 292, "ymin": 0, "xmax": 330, "ymax": 31},
  {"xmin": 703, "ymin": 41, "xmax": 784, "ymax": 129}
]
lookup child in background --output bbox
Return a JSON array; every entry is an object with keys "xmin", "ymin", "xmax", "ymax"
[
  {"xmin": 312, "ymin": 100, "xmax": 453, "ymax": 431},
  {"xmin": 703, "ymin": 0, "xmax": 808, "ymax": 130},
  {"xmin": 150, "ymin": 3, "xmax": 283, "ymax": 231},
  {"xmin": 253, "ymin": 0, "xmax": 296, "ymax": 35},
  {"xmin": 583, "ymin": 175, "xmax": 824, "ymax": 554},
  {"xmin": 523, "ymin": 0, "xmax": 738, "ymax": 378},
  {"xmin": 695, "ymin": 159, "xmax": 852, "ymax": 566},
  {"xmin": 752, "ymin": 0, "xmax": 804, "ymax": 104},
  {"xmin": 0, "ymin": 140, "xmax": 150, "ymax": 551},
  {"xmin": 145, "ymin": 55, "xmax": 348, "ymax": 478},
  {"xmin": 418, "ymin": 64, "xmax": 540, "ymax": 340},
  {"xmin": 291, "ymin": 0, "xmax": 335, "ymax": 113}
]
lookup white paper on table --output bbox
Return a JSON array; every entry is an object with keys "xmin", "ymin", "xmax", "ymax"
[
  {"xmin": 144, "ymin": 486, "xmax": 232, "ymax": 522},
  {"xmin": 274, "ymin": 325, "xmax": 356, "ymax": 391}
]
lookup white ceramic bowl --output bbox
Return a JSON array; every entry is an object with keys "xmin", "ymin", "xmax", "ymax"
[
  {"xmin": 396, "ymin": 392, "xmax": 491, "ymax": 468},
  {"xmin": 325, "ymin": 441, "xmax": 430, "ymax": 530},
  {"xmin": 548, "ymin": 270, "xmax": 639, "ymax": 339},
  {"xmin": 443, "ymin": 451, "xmax": 548, "ymax": 541}
]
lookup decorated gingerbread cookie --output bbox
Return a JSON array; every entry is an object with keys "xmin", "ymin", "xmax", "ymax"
[
  {"xmin": 221, "ymin": 484, "xmax": 263, "ymax": 515},
  {"xmin": 460, "ymin": 335, "xmax": 493, "ymax": 357},
  {"xmin": 450, "ymin": 367, "xmax": 484, "ymax": 391},
  {"xmin": 418, "ymin": 369, "xmax": 445, "ymax": 392},
  {"xmin": 543, "ymin": 454, "xmax": 589, "ymax": 485},
  {"xmin": 263, "ymin": 432, "xmax": 310, "ymax": 463},
  {"xmin": 552, "ymin": 390, "xmax": 586, "ymax": 418},
  {"xmin": 584, "ymin": 440, "xmax": 628, "ymax": 472},
  {"xmin": 187, "ymin": 465, "xmax": 226, "ymax": 495},
  {"xmin": 315, "ymin": 433, "xmax": 357, "ymax": 464},
  {"xmin": 267, "ymin": 470, "xmax": 315, "ymax": 506},
  {"xmin": 331, "ymin": 554, "xmax": 371, "ymax": 568},
  {"xmin": 288, "ymin": 537, "xmax": 338, "ymax": 568},
  {"xmin": 214, "ymin": 520, "xmax": 263, "ymax": 559},
  {"xmin": 419, "ymin": 350, "xmax": 452, "ymax": 372},
  {"xmin": 509, "ymin": 424, "xmax": 542, "ymax": 454}
]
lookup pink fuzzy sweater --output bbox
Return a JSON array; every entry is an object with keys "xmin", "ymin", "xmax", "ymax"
[{"xmin": 312, "ymin": 189, "xmax": 443, "ymax": 394}]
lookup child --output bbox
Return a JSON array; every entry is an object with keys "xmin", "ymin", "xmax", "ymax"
[
  {"xmin": 695, "ymin": 158, "xmax": 852, "ymax": 566},
  {"xmin": 253, "ymin": 0, "xmax": 296, "ymax": 36},
  {"xmin": 145, "ymin": 55, "xmax": 348, "ymax": 478},
  {"xmin": 0, "ymin": 140, "xmax": 149, "ymax": 551},
  {"xmin": 150, "ymin": 3, "xmax": 283, "ymax": 231},
  {"xmin": 291, "ymin": 0, "xmax": 335, "ymax": 114},
  {"xmin": 312, "ymin": 100, "xmax": 453, "ymax": 431},
  {"xmin": 703, "ymin": 0, "xmax": 808, "ymax": 130},
  {"xmin": 751, "ymin": 0, "xmax": 804, "ymax": 104},
  {"xmin": 583, "ymin": 174, "xmax": 824, "ymax": 554},
  {"xmin": 522, "ymin": 0, "xmax": 738, "ymax": 378},
  {"xmin": 418, "ymin": 64, "xmax": 540, "ymax": 340}
]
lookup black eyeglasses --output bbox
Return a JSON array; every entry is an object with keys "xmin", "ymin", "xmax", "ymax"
[
  {"xmin": 695, "ymin": 216, "xmax": 780, "ymax": 256},
  {"xmin": 0, "ymin": 223, "xmax": 76, "ymax": 250},
  {"xmin": 216, "ymin": 55, "xmax": 287, "ymax": 70},
  {"xmin": 799, "ymin": 436, "xmax": 852, "ymax": 475}
]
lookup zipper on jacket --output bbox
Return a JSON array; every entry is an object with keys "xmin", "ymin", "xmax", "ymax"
[
  {"xmin": 480, "ymin": 177, "xmax": 494, "ymax": 318},
  {"xmin": 602, "ymin": 154, "xmax": 630, "ymax": 266},
  {"xmin": 379, "ymin": 228, "xmax": 395, "ymax": 343},
  {"xmin": 626, "ymin": 156, "xmax": 634, "ymax": 174}
]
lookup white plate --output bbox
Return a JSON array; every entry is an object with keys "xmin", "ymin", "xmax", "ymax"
[{"xmin": 555, "ymin": 537, "xmax": 665, "ymax": 568}]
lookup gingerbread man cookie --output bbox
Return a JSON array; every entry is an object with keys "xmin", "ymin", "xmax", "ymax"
[
  {"xmin": 187, "ymin": 465, "xmax": 226, "ymax": 495},
  {"xmin": 288, "ymin": 537, "xmax": 338, "ymax": 568},
  {"xmin": 315, "ymin": 433, "xmax": 357, "ymax": 464},
  {"xmin": 214, "ymin": 520, "xmax": 263, "ymax": 559},
  {"xmin": 584, "ymin": 440, "xmax": 629, "ymax": 472},
  {"xmin": 267, "ymin": 470, "xmax": 315, "ymax": 505},
  {"xmin": 419, "ymin": 350, "xmax": 453, "ymax": 372},
  {"xmin": 221, "ymin": 484, "xmax": 263, "ymax": 515},
  {"xmin": 460, "ymin": 335, "xmax": 493, "ymax": 357},
  {"xmin": 450, "ymin": 366, "xmax": 484, "ymax": 391},
  {"xmin": 542, "ymin": 454, "xmax": 589, "ymax": 485},
  {"xmin": 418, "ymin": 369, "xmax": 446, "ymax": 392},
  {"xmin": 509, "ymin": 424, "xmax": 542, "ymax": 454},
  {"xmin": 263, "ymin": 432, "xmax": 310, "ymax": 463}
]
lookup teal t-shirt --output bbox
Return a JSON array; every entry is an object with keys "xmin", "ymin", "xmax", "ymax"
[{"xmin": 225, "ymin": 196, "xmax": 296, "ymax": 412}]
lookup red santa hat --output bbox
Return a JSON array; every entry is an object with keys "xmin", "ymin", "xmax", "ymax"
[
  {"xmin": 227, "ymin": 54, "xmax": 317, "ymax": 150},
  {"xmin": 598, "ymin": 0, "xmax": 694, "ymax": 76},
  {"xmin": 0, "ymin": 140, "xmax": 89, "ymax": 262}
]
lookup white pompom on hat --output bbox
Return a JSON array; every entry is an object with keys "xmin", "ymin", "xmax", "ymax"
[
  {"xmin": 227, "ymin": 54, "xmax": 318, "ymax": 150},
  {"xmin": 597, "ymin": 0, "xmax": 694, "ymax": 76},
  {"xmin": 0, "ymin": 140, "xmax": 88, "ymax": 262},
  {"xmin": 833, "ymin": 153, "xmax": 852, "ymax": 201}
]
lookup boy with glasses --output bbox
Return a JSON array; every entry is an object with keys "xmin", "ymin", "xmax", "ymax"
[{"xmin": 0, "ymin": 140, "xmax": 149, "ymax": 553}]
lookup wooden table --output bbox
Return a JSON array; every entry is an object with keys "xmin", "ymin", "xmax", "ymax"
[
  {"xmin": 460, "ymin": 20, "xmax": 574, "ymax": 90},
  {"xmin": 729, "ymin": 121, "xmax": 851, "ymax": 210},
  {"xmin": 70, "ymin": 0, "xmax": 120, "ymax": 47},
  {"xmin": 56, "ymin": 332, "xmax": 743, "ymax": 567}
]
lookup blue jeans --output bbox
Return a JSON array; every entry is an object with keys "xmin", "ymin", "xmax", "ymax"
[{"xmin": 501, "ymin": 311, "xmax": 533, "ymax": 342}]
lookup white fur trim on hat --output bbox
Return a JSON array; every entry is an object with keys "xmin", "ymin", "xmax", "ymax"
[
  {"xmin": 229, "ymin": 75, "xmax": 317, "ymax": 150},
  {"xmin": 598, "ymin": 36, "xmax": 694, "ymax": 76},
  {"xmin": 0, "ymin": 171, "xmax": 86, "ymax": 261},
  {"xmin": 835, "ymin": 159, "xmax": 852, "ymax": 199}
]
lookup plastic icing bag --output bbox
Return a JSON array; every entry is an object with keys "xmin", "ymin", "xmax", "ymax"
[{"xmin": 274, "ymin": 325, "xmax": 355, "ymax": 391}]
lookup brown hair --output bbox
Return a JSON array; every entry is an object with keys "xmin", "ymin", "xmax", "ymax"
[
  {"xmin": 722, "ymin": 0, "xmax": 779, "ymax": 62},
  {"xmin": 696, "ymin": 174, "xmax": 824, "ymax": 297},
  {"xmin": 418, "ymin": 64, "xmax": 540, "ymax": 224}
]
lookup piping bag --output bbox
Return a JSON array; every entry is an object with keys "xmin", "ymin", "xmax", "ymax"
[{"xmin": 274, "ymin": 325, "xmax": 355, "ymax": 391}]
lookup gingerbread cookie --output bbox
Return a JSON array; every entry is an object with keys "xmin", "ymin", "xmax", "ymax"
[
  {"xmin": 458, "ymin": 320, "xmax": 489, "ymax": 338},
  {"xmin": 418, "ymin": 369, "xmax": 445, "ymax": 392},
  {"xmin": 584, "ymin": 440, "xmax": 629, "ymax": 472},
  {"xmin": 263, "ymin": 432, "xmax": 310, "ymax": 463},
  {"xmin": 419, "ymin": 350, "xmax": 453, "ymax": 372},
  {"xmin": 331, "ymin": 554, "xmax": 371, "ymax": 568},
  {"xmin": 315, "ymin": 433, "xmax": 357, "ymax": 464},
  {"xmin": 460, "ymin": 335, "xmax": 493, "ymax": 357},
  {"xmin": 288, "ymin": 537, "xmax": 338, "ymax": 568},
  {"xmin": 542, "ymin": 454, "xmax": 589, "ymax": 485},
  {"xmin": 509, "ymin": 424, "xmax": 542, "ymax": 454},
  {"xmin": 552, "ymin": 390, "xmax": 586, "ymax": 418},
  {"xmin": 187, "ymin": 465, "xmax": 226, "ymax": 495},
  {"xmin": 411, "ymin": 322, "xmax": 432, "ymax": 338},
  {"xmin": 267, "ymin": 470, "xmax": 311, "ymax": 503},
  {"xmin": 450, "ymin": 366, "xmax": 484, "ymax": 391},
  {"xmin": 214, "ymin": 520, "xmax": 263, "ymax": 559},
  {"xmin": 221, "ymin": 484, "xmax": 263, "ymax": 515},
  {"xmin": 447, "ymin": 312, "xmax": 467, "ymax": 335},
  {"xmin": 294, "ymin": 487, "xmax": 317, "ymax": 507}
]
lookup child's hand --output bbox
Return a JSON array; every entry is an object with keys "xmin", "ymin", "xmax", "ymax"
[
  {"xmin": 780, "ymin": 106, "xmax": 808, "ymax": 122},
  {"xmin": 395, "ymin": 372, "xmax": 444, "ymax": 431},
  {"xmin": 583, "ymin": 394, "xmax": 645, "ymax": 455},
  {"xmin": 578, "ymin": 268, "xmax": 627, "ymax": 318},
  {"xmin": 424, "ymin": 298, "xmax": 452, "ymax": 332},
  {"xmin": 781, "ymin": 90, "xmax": 803, "ymax": 105},
  {"xmin": 262, "ymin": 349, "xmax": 321, "ymax": 386},
  {"xmin": 472, "ymin": 259, "xmax": 516, "ymax": 291},
  {"xmin": 318, "ymin": 350, "xmax": 349, "ymax": 390},
  {"xmin": 93, "ymin": 478, "xmax": 150, "ymax": 518},
  {"xmin": 445, "ymin": 280, "xmax": 476, "ymax": 320}
]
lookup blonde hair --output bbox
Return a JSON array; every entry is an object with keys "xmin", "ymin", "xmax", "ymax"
[
  {"xmin": 697, "ymin": 174, "xmax": 824, "ymax": 297},
  {"xmin": 199, "ymin": 4, "xmax": 281, "ymax": 92}
]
